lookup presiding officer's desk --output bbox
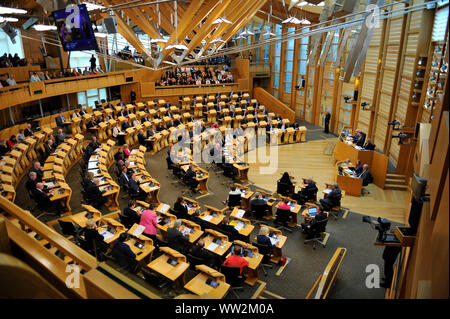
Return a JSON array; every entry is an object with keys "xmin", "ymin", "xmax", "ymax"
[
  {"xmin": 147, "ymin": 246, "xmax": 189, "ymax": 285},
  {"xmin": 126, "ymin": 223, "xmax": 156, "ymax": 264},
  {"xmin": 254, "ymin": 225, "xmax": 287, "ymax": 264},
  {"xmin": 225, "ymin": 240, "xmax": 263, "ymax": 286},
  {"xmin": 202, "ymin": 229, "xmax": 232, "ymax": 257},
  {"xmin": 184, "ymin": 264, "xmax": 230, "ymax": 299},
  {"xmin": 334, "ymin": 137, "xmax": 373, "ymax": 166}
]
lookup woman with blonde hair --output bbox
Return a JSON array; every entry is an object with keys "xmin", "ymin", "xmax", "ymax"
[{"xmin": 257, "ymin": 226, "xmax": 274, "ymax": 247}]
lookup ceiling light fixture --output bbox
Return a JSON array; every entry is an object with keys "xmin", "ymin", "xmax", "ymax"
[
  {"xmin": 82, "ymin": 2, "xmax": 105, "ymax": 11},
  {"xmin": 150, "ymin": 38, "xmax": 168, "ymax": 43},
  {"xmin": 0, "ymin": 16, "xmax": 18, "ymax": 22},
  {"xmin": 33, "ymin": 24, "xmax": 57, "ymax": 31},
  {"xmin": 0, "ymin": 7, "xmax": 27, "ymax": 15},
  {"xmin": 212, "ymin": 17, "xmax": 232, "ymax": 24}
]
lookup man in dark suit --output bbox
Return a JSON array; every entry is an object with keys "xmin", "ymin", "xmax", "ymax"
[
  {"xmin": 167, "ymin": 220, "xmax": 190, "ymax": 254},
  {"xmin": 357, "ymin": 164, "xmax": 373, "ymax": 186},
  {"xmin": 118, "ymin": 166, "xmax": 130, "ymax": 188},
  {"xmin": 128, "ymin": 174, "xmax": 146, "ymax": 199},
  {"xmin": 137, "ymin": 129, "xmax": 148, "ymax": 147},
  {"xmin": 123, "ymin": 200, "xmax": 140, "ymax": 225},
  {"xmin": 112, "ymin": 233, "xmax": 136, "ymax": 271},
  {"xmin": 31, "ymin": 162, "xmax": 44, "ymax": 182},
  {"xmin": 293, "ymin": 178, "xmax": 318, "ymax": 205},
  {"xmin": 32, "ymin": 182, "xmax": 63, "ymax": 213},
  {"xmin": 83, "ymin": 219, "xmax": 104, "ymax": 253},
  {"xmin": 122, "ymin": 119, "xmax": 131, "ymax": 130},
  {"xmin": 324, "ymin": 111, "xmax": 331, "ymax": 134},
  {"xmin": 55, "ymin": 128, "xmax": 66, "ymax": 146},
  {"xmin": 250, "ymin": 192, "xmax": 267, "ymax": 206},
  {"xmin": 85, "ymin": 178, "xmax": 107, "ymax": 209},
  {"xmin": 191, "ymin": 239, "xmax": 215, "ymax": 267},
  {"xmin": 218, "ymin": 217, "xmax": 239, "ymax": 241},
  {"xmin": 88, "ymin": 136, "xmax": 100, "ymax": 151},
  {"xmin": 301, "ymin": 207, "xmax": 328, "ymax": 239},
  {"xmin": 43, "ymin": 140, "xmax": 55, "ymax": 159},
  {"xmin": 174, "ymin": 197, "xmax": 188, "ymax": 218},
  {"xmin": 319, "ymin": 183, "xmax": 342, "ymax": 211},
  {"xmin": 55, "ymin": 112, "xmax": 67, "ymax": 128},
  {"xmin": 24, "ymin": 123, "xmax": 33, "ymax": 137},
  {"xmin": 363, "ymin": 138, "xmax": 375, "ymax": 150},
  {"xmin": 354, "ymin": 131, "xmax": 366, "ymax": 147},
  {"xmin": 185, "ymin": 165, "xmax": 199, "ymax": 191},
  {"xmin": 25, "ymin": 172, "xmax": 39, "ymax": 194}
]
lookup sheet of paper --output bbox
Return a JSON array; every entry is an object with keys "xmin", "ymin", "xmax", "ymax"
[
  {"xmin": 100, "ymin": 231, "xmax": 114, "ymax": 241},
  {"xmin": 159, "ymin": 204, "xmax": 170, "ymax": 213},
  {"xmin": 234, "ymin": 222, "xmax": 245, "ymax": 231},
  {"xmin": 148, "ymin": 186, "xmax": 159, "ymax": 191},
  {"xmin": 324, "ymin": 189, "xmax": 331, "ymax": 194},
  {"xmin": 133, "ymin": 225, "xmax": 146, "ymax": 237},
  {"xmin": 202, "ymin": 215, "xmax": 213, "ymax": 222},
  {"xmin": 236, "ymin": 209, "xmax": 246, "ymax": 218},
  {"xmin": 45, "ymin": 182, "xmax": 55, "ymax": 188},
  {"xmin": 206, "ymin": 242, "xmax": 219, "ymax": 251},
  {"xmin": 269, "ymin": 237, "xmax": 278, "ymax": 246}
]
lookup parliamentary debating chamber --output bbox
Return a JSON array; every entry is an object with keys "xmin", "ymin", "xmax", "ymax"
[{"xmin": 0, "ymin": 0, "xmax": 447, "ymax": 301}]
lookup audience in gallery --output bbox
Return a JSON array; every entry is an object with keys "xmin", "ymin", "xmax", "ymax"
[
  {"xmin": 0, "ymin": 53, "xmax": 27, "ymax": 68},
  {"xmin": 29, "ymin": 67, "xmax": 104, "ymax": 83},
  {"xmin": 0, "ymin": 73, "xmax": 17, "ymax": 88},
  {"xmin": 156, "ymin": 65, "xmax": 233, "ymax": 87}
]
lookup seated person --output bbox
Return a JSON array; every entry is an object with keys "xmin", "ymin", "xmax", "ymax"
[
  {"xmin": 122, "ymin": 144, "xmax": 131, "ymax": 158},
  {"xmin": 256, "ymin": 226, "xmax": 274, "ymax": 247},
  {"xmin": 174, "ymin": 197, "xmax": 189, "ymax": 218},
  {"xmin": 55, "ymin": 128, "xmax": 66, "ymax": 146},
  {"xmin": 7, "ymin": 135, "xmax": 17, "ymax": 149},
  {"xmin": 83, "ymin": 219, "xmax": 104, "ymax": 253},
  {"xmin": 81, "ymin": 172, "xmax": 95, "ymax": 191},
  {"xmin": 363, "ymin": 138, "xmax": 375, "ymax": 151},
  {"xmin": 250, "ymin": 192, "xmax": 267, "ymax": 207},
  {"xmin": 223, "ymin": 185, "xmax": 242, "ymax": 206},
  {"xmin": 0, "ymin": 139, "xmax": 9, "ymax": 156},
  {"xmin": 293, "ymin": 178, "xmax": 317, "ymax": 205},
  {"xmin": 301, "ymin": 206, "xmax": 328, "ymax": 239},
  {"xmin": 190, "ymin": 209, "xmax": 206, "ymax": 229},
  {"xmin": 25, "ymin": 171, "xmax": 39, "ymax": 194},
  {"xmin": 185, "ymin": 165, "xmax": 199, "ymax": 191},
  {"xmin": 114, "ymin": 147, "xmax": 126, "ymax": 163},
  {"xmin": 31, "ymin": 161, "xmax": 44, "ymax": 182},
  {"xmin": 167, "ymin": 220, "xmax": 190, "ymax": 254},
  {"xmin": 118, "ymin": 165, "xmax": 130, "ymax": 188},
  {"xmin": 128, "ymin": 174, "xmax": 146, "ymax": 199},
  {"xmin": 319, "ymin": 183, "xmax": 342, "ymax": 211},
  {"xmin": 85, "ymin": 178, "xmax": 107, "ymax": 208},
  {"xmin": 190, "ymin": 239, "xmax": 215, "ymax": 267},
  {"xmin": 123, "ymin": 200, "xmax": 141, "ymax": 226},
  {"xmin": 32, "ymin": 182, "xmax": 63, "ymax": 213},
  {"xmin": 222, "ymin": 244, "xmax": 249, "ymax": 275},
  {"xmin": 357, "ymin": 164, "xmax": 373, "ymax": 186},
  {"xmin": 353, "ymin": 160, "xmax": 363, "ymax": 176},
  {"xmin": 353, "ymin": 131, "xmax": 366, "ymax": 147},
  {"xmin": 218, "ymin": 217, "xmax": 239, "ymax": 240},
  {"xmin": 88, "ymin": 136, "xmax": 101, "ymax": 151},
  {"xmin": 111, "ymin": 233, "xmax": 136, "ymax": 271}
]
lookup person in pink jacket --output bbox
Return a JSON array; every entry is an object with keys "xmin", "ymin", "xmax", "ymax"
[{"xmin": 139, "ymin": 207, "xmax": 158, "ymax": 242}]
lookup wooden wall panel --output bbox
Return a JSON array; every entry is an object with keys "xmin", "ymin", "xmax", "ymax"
[
  {"xmin": 389, "ymin": 139, "xmax": 400, "ymax": 167},
  {"xmin": 402, "ymin": 56, "xmax": 415, "ymax": 77},
  {"xmin": 396, "ymin": 96, "xmax": 409, "ymax": 122},
  {"xmin": 388, "ymin": 18, "xmax": 404, "ymax": 43},
  {"xmin": 406, "ymin": 33, "xmax": 420, "ymax": 55},
  {"xmin": 374, "ymin": 115, "xmax": 388, "ymax": 150}
]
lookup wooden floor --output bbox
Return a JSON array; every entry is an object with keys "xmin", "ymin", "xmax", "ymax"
[{"xmin": 246, "ymin": 139, "xmax": 407, "ymax": 223}]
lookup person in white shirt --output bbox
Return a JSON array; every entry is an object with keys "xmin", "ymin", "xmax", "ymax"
[
  {"xmin": 6, "ymin": 74, "xmax": 16, "ymax": 86},
  {"xmin": 229, "ymin": 185, "xmax": 242, "ymax": 195},
  {"xmin": 30, "ymin": 72, "xmax": 40, "ymax": 82},
  {"xmin": 112, "ymin": 123, "xmax": 122, "ymax": 138}
]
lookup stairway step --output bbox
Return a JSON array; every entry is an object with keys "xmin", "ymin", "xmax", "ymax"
[
  {"xmin": 385, "ymin": 178, "xmax": 407, "ymax": 184},
  {"xmin": 386, "ymin": 173, "xmax": 407, "ymax": 179},
  {"xmin": 384, "ymin": 184, "xmax": 409, "ymax": 190}
]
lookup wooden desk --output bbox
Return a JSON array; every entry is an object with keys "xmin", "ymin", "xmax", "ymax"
[
  {"xmin": 179, "ymin": 219, "xmax": 204, "ymax": 244},
  {"xmin": 233, "ymin": 183, "xmax": 254, "ymax": 211},
  {"xmin": 225, "ymin": 240, "xmax": 263, "ymax": 286},
  {"xmin": 184, "ymin": 265, "xmax": 230, "ymax": 299},
  {"xmin": 200, "ymin": 205, "xmax": 225, "ymax": 226},
  {"xmin": 97, "ymin": 218, "xmax": 126, "ymax": 244},
  {"xmin": 182, "ymin": 197, "xmax": 200, "ymax": 216},
  {"xmin": 233, "ymin": 162, "xmax": 250, "ymax": 183},
  {"xmin": 147, "ymin": 247, "xmax": 189, "ymax": 285},
  {"xmin": 70, "ymin": 207, "xmax": 102, "ymax": 228},
  {"xmin": 202, "ymin": 229, "xmax": 232, "ymax": 257},
  {"xmin": 255, "ymin": 225, "xmax": 287, "ymax": 263},
  {"xmin": 229, "ymin": 215, "xmax": 254, "ymax": 241},
  {"xmin": 276, "ymin": 200, "xmax": 301, "ymax": 227},
  {"xmin": 126, "ymin": 224, "xmax": 155, "ymax": 264}
]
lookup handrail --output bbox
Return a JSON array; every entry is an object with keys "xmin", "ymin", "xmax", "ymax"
[
  {"xmin": 155, "ymin": 82, "xmax": 238, "ymax": 90},
  {"xmin": 253, "ymin": 87, "xmax": 296, "ymax": 122}
]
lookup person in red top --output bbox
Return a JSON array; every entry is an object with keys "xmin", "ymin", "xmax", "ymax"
[
  {"xmin": 277, "ymin": 199, "xmax": 291, "ymax": 211},
  {"xmin": 223, "ymin": 245, "xmax": 249, "ymax": 274}
]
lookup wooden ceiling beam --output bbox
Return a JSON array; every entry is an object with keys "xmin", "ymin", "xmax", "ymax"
[
  {"xmin": 141, "ymin": 5, "xmax": 174, "ymax": 35},
  {"xmin": 217, "ymin": 0, "xmax": 269, "ymax": 49},
  {"xmin": 115, "ymin": 13, "xmax": 152, "ymax": 58},
  {"xmin": 201, "ymin": 0, "xmax": 266, "ymax": 53},
  {"xmin": 181, "ymin": 0, "xmax": 240, "ymax": 56},
  {"xmin": 105, "ymin": 0, "xmax": 165, "ymax": 48}
]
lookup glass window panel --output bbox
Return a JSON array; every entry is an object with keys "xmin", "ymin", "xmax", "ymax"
[
  {"xmin": 86, "ymin": 88, "xmax": 99, "ymax": 97},
  {"xmin": 273, "ymin": 90, "xmax": 278, "ymax": 98},
  {"xmin": 286, "ymin": 50, "xmax": 294, "ymax": 61},
  {"xmin": 284, "ymin": 72, "xmax": 292, "ymax": 83},
  {"xmin": 77, "ymin": 92, "xmax": 86, "ymax": 106},
  {"xmin": 0, "ymin": 29, "xmax": 24, "ymax": 57},
  {"xmin": 99, "ymin": 88, "xmax": 107, "ymax": 101},
  {"xmin": 300, "ymin": 45, "xmax": 308, "ymax": 59},
  {"xmin": 275, "ymin": 42, "xmax": 281, "ymax": 56},
  {"xmin": 87, "ymin": 96, "xmax": 98, "ymax": 107},
  {"xmin": 273, "ymin": 73, "xmax": 280, "ymax": 89},
  {"xmin": 285, "ymin": 61, "xmax": 293, "ymax": 72},
  {"xmin": 284, "ymin": 82, "xmax": 291, "ymax": 93},
  {"xmin": 274, "ymin": 57, "xmax": 280, "ymax": 72},
  {"xmin": 299, "ymin": 62, "xmax": 307, "ymax": 75}
]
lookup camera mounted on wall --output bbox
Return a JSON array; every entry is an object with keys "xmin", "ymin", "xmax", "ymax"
[
  {"xmin": 362, "ymin": 216, "xmax": 392, "ymax": 242},
  {"xmin": 389, "ymin": 120, "xmax": 417, "ymax": 145},
  {"xmin": 361, "ymin": 101, "xmax": 373, "ymax": 111}
]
